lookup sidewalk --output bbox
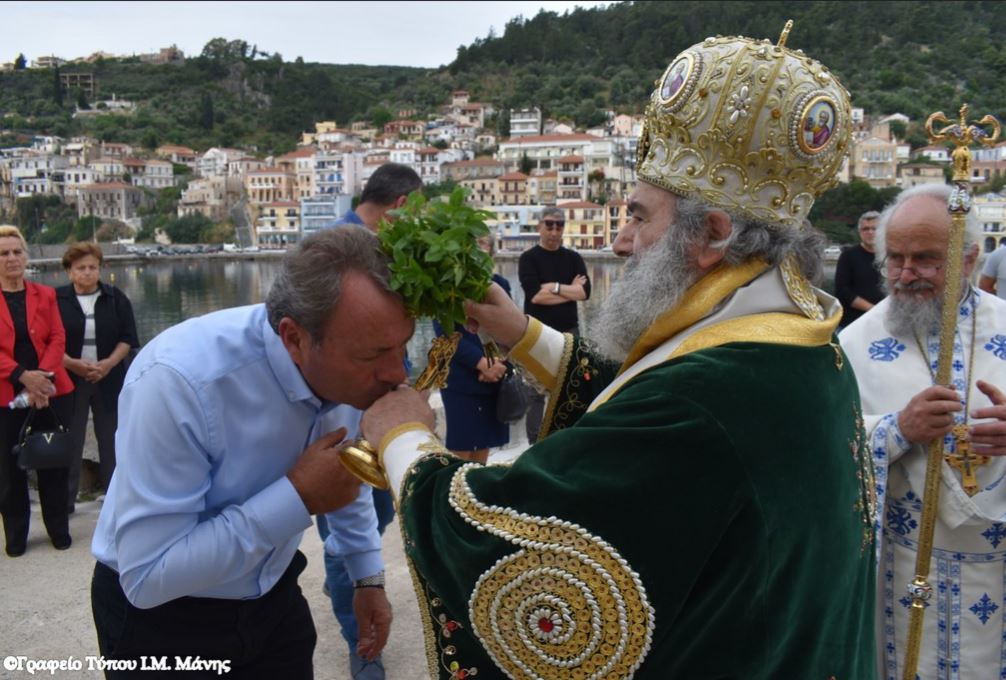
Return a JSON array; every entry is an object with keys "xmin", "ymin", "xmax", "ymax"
[{"xmin": 0, "ymin": 412, "xmax": 528, "ymax": 679}]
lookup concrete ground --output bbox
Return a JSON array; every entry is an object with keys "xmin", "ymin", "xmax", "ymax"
[{"xmin": 0, "ymin": 410, "xmax": 527, "ymax": 679}]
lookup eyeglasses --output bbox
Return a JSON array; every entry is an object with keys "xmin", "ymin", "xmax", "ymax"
[
  {"xmin": 543, "ymin": 220, "xmax": 565, "ymax": 231},
  {"xmin": 882, "ymin": 255, "xmax": 944, "ymax": 279}
]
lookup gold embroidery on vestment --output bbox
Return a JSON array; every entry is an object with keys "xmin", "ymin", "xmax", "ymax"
[{"xmin": 448, "ymin": 465, "xmax": 655, "ymax": 680}]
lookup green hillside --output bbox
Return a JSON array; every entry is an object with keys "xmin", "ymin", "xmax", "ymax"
[{"xmin": 2, "ymin": 1, "xmax": 1005, "ymax": 154}]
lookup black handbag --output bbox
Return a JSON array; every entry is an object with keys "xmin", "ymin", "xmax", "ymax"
[
  {"xmin": 11, "ymin": 406, "xmax": 74, "ymax": 470},
  {"xmin": 495, "ymin": 364, "xmax": 530, "ymax": 424}
]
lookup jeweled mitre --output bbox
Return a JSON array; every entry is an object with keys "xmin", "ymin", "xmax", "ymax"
[{"xmin": 637, "ymin": 33, "xmax": 852, "ymax": 228}]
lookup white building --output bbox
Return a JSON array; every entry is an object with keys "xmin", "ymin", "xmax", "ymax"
[{"xmin": 510, "ymin": 108, "xmax": 542, "ymax": 138}]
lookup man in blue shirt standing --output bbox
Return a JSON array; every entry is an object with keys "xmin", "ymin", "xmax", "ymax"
[
  {"xmin": 91, "ymin": 227, "xmax": 413, "ymax": 679},
  {"xmin": 321, "ymin": 160, "xmax": 420, "ymax": 680}
]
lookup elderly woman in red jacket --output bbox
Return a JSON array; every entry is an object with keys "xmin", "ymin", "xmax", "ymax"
[{"xmin": 0, "ymin": 225, "xmax": 74, "ymax": 557}]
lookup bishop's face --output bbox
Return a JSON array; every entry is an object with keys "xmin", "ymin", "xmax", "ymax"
[{"xmin": 613, "ymin": 182, "xmax": 676, "ymax": 258}]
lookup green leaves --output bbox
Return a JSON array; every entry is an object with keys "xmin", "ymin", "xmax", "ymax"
[{"xmin": 378, "ymin": 187, "xmax": 495, "ymax": 330}]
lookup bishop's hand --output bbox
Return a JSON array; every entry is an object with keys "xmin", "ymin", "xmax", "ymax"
[
  {"xmin": 360, "ymin": 385, "xmax": 436, "ymax": 451},
  {"xmin": 464, "ymin": 282, "xmax": 528, "ymax": 350}
]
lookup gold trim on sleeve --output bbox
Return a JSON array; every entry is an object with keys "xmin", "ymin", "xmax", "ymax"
[{"xmin": 509, "ymin": 317, "xmax": 557, "ymax": 392}]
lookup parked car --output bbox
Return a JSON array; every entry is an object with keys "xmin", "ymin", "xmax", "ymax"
[{"xmin": 823, "ymin": 245, "xmax": 842, "ymax": 259}]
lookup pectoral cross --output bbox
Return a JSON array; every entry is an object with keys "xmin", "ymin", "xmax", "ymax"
[{"xmin": 944, "ymin": 424, "xmax": 990, "ymax": 496}]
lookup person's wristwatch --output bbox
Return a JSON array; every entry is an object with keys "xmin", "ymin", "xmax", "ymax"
[
  {"xmin": 553, "ymin": 282, "xmax": 561, "ymax": 295},
  {"xmin": 353, "ymin": 571, "xmax": 386, "ymax": 589}
]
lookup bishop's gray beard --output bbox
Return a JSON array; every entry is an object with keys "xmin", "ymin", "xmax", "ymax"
[
  {"xmin": 591, "ymin": 228, "xmax": 700, "ymax": 364},
  {"xmin": 885, "ymin": 280, "xmax": 943, "ymax": 338}
]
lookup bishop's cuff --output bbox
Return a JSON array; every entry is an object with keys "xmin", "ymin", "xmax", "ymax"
[
  {"xmin": 508, "ymin": 316, "xmax": 567, "ymax": 394},
  {"xmin": 379, "ymin": 423, "xmax": 439, "ymax": 498}
]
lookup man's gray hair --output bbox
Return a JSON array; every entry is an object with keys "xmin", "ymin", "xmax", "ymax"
[
  {"xmin": 858, "ymin": 210, "xmax": 881, "ymax": 228},
  {"xmin": 266, "ymin": 226, "xmax": 395, "ymax": 342},
  {"xmin": 674, "ymin": 199, "xmax": 827, "ymax": 284},
  {"xmin": 874, "ymin": 184, "xmax": 981, "ymax": 264},
  {"xmin": 540, "ymin": 205, "xmax": 564, "ymax": 221}
]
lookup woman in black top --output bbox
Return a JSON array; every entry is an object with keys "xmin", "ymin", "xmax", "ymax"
[{"xmin": 56, "ymin": 242, "xmax": 139, "ymax": 511}]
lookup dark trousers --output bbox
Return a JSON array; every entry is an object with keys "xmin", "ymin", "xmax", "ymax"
[
  {"xmin": 67, "ymin": 379, "xmax": 118, "ymax": 505},
  {"xmin": 91, "ymin": 551, "xmax": 316, "ymax": 680},
  {"xmin": 0, "ymin": 395, "xmax": 73, "ymax": 553}
]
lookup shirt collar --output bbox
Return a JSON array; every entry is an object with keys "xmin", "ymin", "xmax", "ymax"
[
  {"xmin": 341, "ymin": 208, "xmax": 364, "ymax": 225},
  {"xmin": 262, "ymin": 310, "xmax": 330, "ymax": 409}
]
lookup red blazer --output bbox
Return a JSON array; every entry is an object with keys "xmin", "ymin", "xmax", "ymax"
[{"xmin": 0, "ymin": 280, "xmax": 74, "ymax": 404}]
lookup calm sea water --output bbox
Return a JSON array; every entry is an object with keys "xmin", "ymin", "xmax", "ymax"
[{"xmin": 30, "ymin": 256, "xmax": 834, "ymax": 377}]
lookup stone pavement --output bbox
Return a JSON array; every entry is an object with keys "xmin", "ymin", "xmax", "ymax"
[{"xmin": 0, "ymin": 412, "xmax": 527, "ymax": 680}]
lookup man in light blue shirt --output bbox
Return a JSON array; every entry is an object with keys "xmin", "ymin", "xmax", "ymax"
[{"xmin": 91, "ymin": 226, "xmax": 414, "ymax": 679}]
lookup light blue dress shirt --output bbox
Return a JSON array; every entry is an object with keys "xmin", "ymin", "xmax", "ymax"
[{"xmin": 92, "ymin": 304, "xmax": 383, "ymax": 609}]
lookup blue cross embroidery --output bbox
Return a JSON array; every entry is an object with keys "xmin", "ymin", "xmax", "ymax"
[
  {"xmin": 982, "ymin": 524, "xmax": 1006, "ymax": 548},
  {"xmin": 970, "ymin": 593, "xmax": 999, "ymax": 624},
  {"xmin": 887, "ymin": 506, "xmax": 918, "ymax": 535},
  {"xmin": 869, "ymin": 338, "xmax": 906, "ymax": 362},
  {"xmin": 985, "ymin": 335, "xmax": 1006, "ymax": 360}
]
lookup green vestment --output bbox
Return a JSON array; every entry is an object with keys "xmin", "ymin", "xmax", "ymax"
[{"xmin": 391, "ymin": 263, "xmax": 877, "ymax": 679}]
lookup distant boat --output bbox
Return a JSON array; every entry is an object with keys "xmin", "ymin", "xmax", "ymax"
[{"xmin": 25, "ymin": 266, "xmax": 40, "ymax": 276}]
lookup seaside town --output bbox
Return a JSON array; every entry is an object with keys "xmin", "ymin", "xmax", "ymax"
[
  {"xmin": 7, "ymin": 2, "xmax": 1006, "ymax": 679},
  {"xmin": 5, "ymin": 46, "xmax": 1006, "ymax": 256}
]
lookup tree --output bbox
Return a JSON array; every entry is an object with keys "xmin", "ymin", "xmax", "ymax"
[
  {"xmin": 75, "ymin": 88, "xmax": 89, "ymax": 110},
  {"xmin": 164, "ymin": 214, "xmax": 213, "ymax": 243},
  {"xmin": 14, "ymin": 53, "xmax": 26, "ymax": 70},
  {"xmin": 52, "ymin": 66, "xmax": 63, "ymax": 108},
  {"xmin": 368, "ymin": 105, "xmax": 393, "ymax": 130},
  {"xmin": 200, "ymin": 93, "xmax": 215, "ymax": 130},
  {"xmin": 519, "ymin": 152, "xmax": 533, "ymax": 175},
  {"xmin": 888, "ymin": 120, "xmax": 907, "ymax": 141}
]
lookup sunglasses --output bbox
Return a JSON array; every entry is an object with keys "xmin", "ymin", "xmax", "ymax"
[{"xmin": 543, "ymin": 220, "xmax": 565, "ymax": 230}]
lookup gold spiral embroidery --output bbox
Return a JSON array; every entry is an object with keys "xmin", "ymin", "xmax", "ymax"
[{"xmin": 449, "ymin": 465, "xmax": 654, "ymax": 679}]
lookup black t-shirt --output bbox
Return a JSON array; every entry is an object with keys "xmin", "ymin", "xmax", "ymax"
[
  {"xmin": 518, "ymin": 245, "xmax": 590, "ymax": 333},
  {"xmin": 834, "ymin": 244, "xmax": 884, "ymax": 326}
]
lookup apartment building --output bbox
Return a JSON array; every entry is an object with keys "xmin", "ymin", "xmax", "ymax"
[
  {"xmin": 256, "ymin": 201, "xmax": 301, "ymax": 247},
  {"xmin": 851, "ymin": 137, "xmax": 898, "ymax": 188},
  {"xmin": 442, "ymin": 158, "xmax": 505, "ymax": 205},
  {"xmin": 156, "ymin": 144, "xmax": 198, "ymax": 168},
  {"xmin": 76, "ymin": 182, "xmax": 149, "ymax": 221},
  {"xmin": 134, "ymin": 159, "xmax": 174, "ymax": 190},
  {"xmin": 244, "ymin": 167, "xmax": 296, "ymax": 205},
  {"xmin": 558, "ymin": 201, "xmax": 605, "ymax": 249},
  {"xmin": 178, "ymin": 177, "xmax": 228, "ymax": 221},
  {"xmin": 557, "ymin": 155, "xmax": 586, "ymax": 202},
  {"xmin": 898, "ymin": 162, "xmax": 945, "ymax": 190},
  {"xmin": 497, "ymin": 172, "xmax": 529, "ymax": 205},
  {"xmin": 510, "ymin": 108, "xmax": 542, "ymax": 138}
]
